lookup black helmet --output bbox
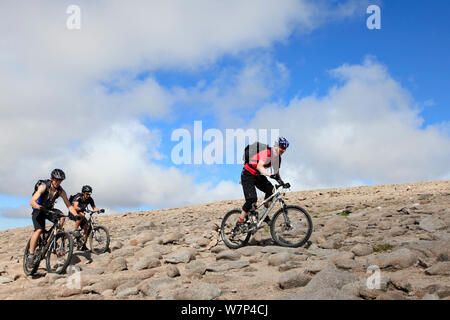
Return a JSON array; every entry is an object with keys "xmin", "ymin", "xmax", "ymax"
[
  {"xmin": 82, "ymin": 185, "xmax": 92, "ymax": 193},
  {"xmin": 51, "ymin": 169, "xmax": 66, "ymax": 180}
]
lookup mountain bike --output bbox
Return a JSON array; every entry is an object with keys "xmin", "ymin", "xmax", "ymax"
[
  {"xmin": 220, "ymin": 178, "xmax": 313, "ymax": 249},
  {"xmin": 23, "ymin": 210, "xmax": 74, "ymax": 275},
  {"xmin": 70, "ymin": 209, "xmax": 110, "ymax": 254}
]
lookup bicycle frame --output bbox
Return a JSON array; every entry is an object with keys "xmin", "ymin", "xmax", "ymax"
[
  {"xmin": 251, "ymin": 184, "xmax": 288, "ymax": 230},
  {"xmin": 37, "ymin": 216, "xmax": 66, "ymax": 261},
  {"xmin": 77, "ymin": 210, "xmax": 99, "ymax": 245}
]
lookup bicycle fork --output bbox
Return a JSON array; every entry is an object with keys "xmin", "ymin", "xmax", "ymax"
[{"xmin": 278, "ymin": 199, "xmax": 293, "ymax": 230}]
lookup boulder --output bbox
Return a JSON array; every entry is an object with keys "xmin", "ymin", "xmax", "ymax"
[
  {"xmin": 419, "ymin": 217, "xmax": 446, "ymax": 233},
  {"xmin": 367, "ymin": 248, "xmax": 419, "ymax": 270},
  {"xmin": 278, "ymin": 271, "xmax": 311, "ymax": 289},
  {"xmin": 173, "ymin": 283, "xmax": 221, "ymax": 300},
  {"xmin": 425, "ymin": 262, "xmax": 450, "ymax": 276},
  {"xmin": 216, "ymin": 250, "xmax": 241, "ymax": 261},
  {"xmin": 164, "ymin": 248, "xmax": 197, "ymax": 264},
  {"xmin": 351, "ymin": 244, "xmax": 373, "ymax": 257}
]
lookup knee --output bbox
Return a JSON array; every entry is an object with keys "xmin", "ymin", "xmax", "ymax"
[
  {"xmin": 243, "ymin": 198, "xmax": 257, "ymax": 212},
  {"xmin": 33, "ymin": 229, "xmax": 43, "ymax": 237}
]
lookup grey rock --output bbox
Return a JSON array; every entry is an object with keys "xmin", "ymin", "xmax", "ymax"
[
  {"xmin": 278, "ymin": 271, "xmax": 311, "ymax": 289},
  {"xmin": 322, "ymin": 217, "xmax": 350, "ymax": 234},
  {"xmin": 351, "ymin": 244, "xmax": 373, "ymax": 257},
  {"xmin": 279, "ymin": 261, "xmax": 303, "ymax": 272},
  {"xmin": 185, "ymin": 260, "xmax": 207, "ymax": 276},
  {"xmin": 304, "ymin": 259, "xmax": 335, "ymax": 274},
  {"xmin": 138, "ymin": 278, "xmax": 181, "ymax": 297},
  {"xmin": 367, "ymin": 248, "xmax": 419, "ymax": 270},
  {"xmin": 425, "ymin": 262, "xmax": 450, "ymax": 276},
  {"xmin": 136, "ymin": 221, "xmax": 157, "ymax": 232},
  {"xmin": 0, "ymin": 276, "xmax": 13, "ymax": 284},
  {"xmin": 210, "ymin": 246, "xmax": 226, "ymax": 254},
  {"xmin": 216, "ymin": 250, "xmax": 241, "ymax": 261},
  {"xmin": 115, "ymin": 279, "xmax": 141, "ymax": 293},
  {"xmin": 164, "ymin": 248, "xmax": 197, "ymax": 264},
  {"xmin": 111, "ymin": 246, "xmax": 140, "ymax": 259},
  {"xmin": 419, "ymin": 217, "xmax": 447, "ymax": 233},
  {"xmin": 389, "ymin": 227, "xmax": 407, "ymax": 237},
  {"xmin": 304, "ymin": 267, "xmax": 358, "ymax": 291},
  {"xmin": 105, "ymin": 257, "xmax": 128, "ymax": 273},
  {"xmin": 110, "ymin": 241, "xmax": 123, "ymax": 251},
  {"xmin": 160, "ymin": 232, "xmax": 183, "ymax": 244},
  {"xmin": 132, "ymin": 256, "xmax": 161, "ymax": 271},
  {"xmin": 116, "ymin": 286, "xmax": 139, "ymax": 298},
  {"xmin": 173, "ymin": 283, "xmax": 221, "ymax": 300},
  {"xmin": 268, "ymin": 252, "xmax": 292, "ymax": 266},
  {"xmin": 166, "ymin": 265, "xmax": 180, "ymax": 278},
  {"xmin": 207, "ymin": 261, "xmax": 250, "ymax": 272},
  {"xmin": 237, "ymin": 246, "xmax": 260, "ymax": 256}
]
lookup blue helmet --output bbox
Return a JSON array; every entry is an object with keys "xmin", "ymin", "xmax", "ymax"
[{"xmin": 275, "ymin": 137, "xmax": 289, "ymax": 149}]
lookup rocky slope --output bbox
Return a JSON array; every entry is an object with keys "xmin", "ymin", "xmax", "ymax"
[{"xmin": 0, "ymin": 180, "xmax": 449, "ymax": 300}]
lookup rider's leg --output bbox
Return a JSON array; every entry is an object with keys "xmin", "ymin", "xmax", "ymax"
[
  {"xmin": 241, "ymin": 170, "xmax": 258, "ymax": 222},
  {"xmin": 81, "ymin": 217, "xmax": 89, "ymax": 242},
  {"xmin": 256, "ymin": 176, "xmax": 274, "ymax": 223},
  {"xmin": 74, "ymin": 212, "xmax": 85, "ymax": 230},
  {"xmin": 30, "ymin": 209, "xmax": 45, "ymax": 254},
  {"xmin": 29, "ymin": 229, "xmax": 43, "ymax": 254}
]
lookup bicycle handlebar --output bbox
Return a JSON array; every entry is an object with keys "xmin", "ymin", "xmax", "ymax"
[
  {"xmin": 269, "ymin": 174, "xmax": 290, "ymax": 189},
  {"xmin": 45, "ymin": 209, "xmax": 69, "ymax": 218},
  {"xmin": 84, "ymin": 209, "xmax": 105, "ymax": 214}
]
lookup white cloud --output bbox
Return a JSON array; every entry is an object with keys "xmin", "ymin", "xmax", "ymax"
[
  {"xmin": 0, "ymin": 1, "xmax": 369, "ymax": 221},
  {"xmin": 47, "ymin": 121, "xmax": 241, "ymax": 211},
  {"xmin": 249, "ymin": 57, "xmax": 450, "ymax": 189}
]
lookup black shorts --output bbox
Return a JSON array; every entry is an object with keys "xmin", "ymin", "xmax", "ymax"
[
  {"xmin": 241, "ymin": 169, "xmax": 274, "ymax": 212},
  {"xmin": 69, "ymin": 212, "xmax": 87, "ymax": 228},
  {"xmin": 31, "ymin": 208, "xmax": 62, "ymax": 231}
]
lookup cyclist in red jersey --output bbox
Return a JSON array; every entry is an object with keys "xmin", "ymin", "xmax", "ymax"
[{"xmin": 238, "ymin": 137, "xmax": 289, "ymax": 225}]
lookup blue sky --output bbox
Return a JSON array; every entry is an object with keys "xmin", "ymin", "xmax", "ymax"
[{"xmin": 1, "ymin": 0, "xmax": 449, "ymax": 231}]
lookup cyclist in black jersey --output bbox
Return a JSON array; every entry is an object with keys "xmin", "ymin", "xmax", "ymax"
[
  {"xmin": 68, "ymin": 185, "xmax": 101, "ymax": 250},
  {"xmin": 27, "ymin": 169, "xmax": 79, "ymax": 268}
]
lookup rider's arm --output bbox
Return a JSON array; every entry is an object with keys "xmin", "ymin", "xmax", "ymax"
[
  {"xmin": 90, "ymin": 198, "xmax": 100, "ymax": 212},
  {"xmin": 30, "ymin": 184, "xmax": 46, "ymax": 210},
  {"xmin": 73, "ymin": 201, "xmax": 82, "ymax": 212},
  {"xmin": 61, "ymin": 190, "xmax": 78, "ymax": 217},
  {"xmin": 256, "ymin": 160, "xmax": 272, "ymax": 176}
]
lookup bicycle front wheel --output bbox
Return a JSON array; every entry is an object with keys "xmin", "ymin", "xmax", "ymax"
[
  {"xmin": 220, "ymin": 209, "xmax": 251, "ymax": 249},
  {"xmin": 46, "ymin": 232, "xmax": 73, "ymax": 274},
  {"xmin": 270, "ymin": 205, "xmax": 313, "ymax": 248},
  {"xmin": 23, "ymin": 239, "xmax": 41, "ymax": 276},
  {"xmin": 89, "ymin": 225, "xmax": 110, "ymax": 254}
]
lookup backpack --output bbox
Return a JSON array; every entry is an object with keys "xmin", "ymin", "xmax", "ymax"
[
  {"xmin": 32, "ymin": 179, "xmax": 51, "ymax": 196},
  {"xmin": 242, "ymin": 142, "xmax": 271, "ymax": 164},
  {"xmin": 32, "ymin": 179, "xmax": 62, "ymax": 208},
  {"xmin": 69, "ymin": 193, "xmax": 82, "ymax": 204}
]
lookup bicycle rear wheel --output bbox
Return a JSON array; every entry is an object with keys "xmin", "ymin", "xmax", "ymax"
[
  {"xmin": 89, "ymin": 225, "xmax": 110, "ymax": 254},
  {"xmin": 270, "ymin": 205, "xmax": 313, "ymax": 248},
  {"xmin": 220, "ymin": 209, "xmax": 251, "ymax": 249},
  {"xmin": 46, "ymin": 232, "xmax": 73, "ymax": 274}
]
